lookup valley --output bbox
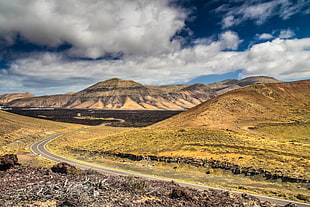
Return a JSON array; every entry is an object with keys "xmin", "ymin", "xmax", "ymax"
[
  {"xmin": 1, "ymin": 1, "xmax": 309, "ymax": 205},
  {"xmin": 46, "ymin": 79, "xmax": 310, "ymax": 203},
  {"xmin": 5, "ymin": 108, "xmax": 182, "ymax": 127},
  {"xmin": 1, "ymin": 78, "xmax": 309, "ymax": 205}
]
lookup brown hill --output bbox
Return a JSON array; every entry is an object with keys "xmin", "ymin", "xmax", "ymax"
[
  {"xmin": 0, "ymin": 93, "xmax": 35, "ymax": 105},
  {"xmin": 5, "ymin": 76, "xmax": 280, "ymax": 110},
  {"xmin": 152, "ymin": 79, "xmax": 310, "ymax": 129},
  {"xmin": 7, "ymin": 94, "xmax": 73, "ymax": 108},
  {"xmin": 64, "ymin": 79, "xmax": 310, "ymax": 192}
]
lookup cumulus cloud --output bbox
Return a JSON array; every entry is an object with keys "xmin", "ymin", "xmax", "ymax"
[
  {"xmin": 217, "ymin": 0, "xmax": 310, "ymax": 28},
  {"xmin": 258, "ymin": 33, "xmax": 274, "ymax": 40},
  {"xmin": 0, "ymin": 0, "xmax": 309, "ymax": 96},
  {"xmin": 240, "ymin": 38, "xmax": 310, "ymax": 79},
  {"xmin": 219, "ymin": 31, "xmax": 243, "ymax": 50},
  {"xmin": 0, "ymin": 0, "xmax": 187, "ymax": 59},
  {"xmin": 2, "ymin": 37, "xmax": 309, "ymax": 95},
  {"xmin": 278, "ymin": 29, "xmax": 296, "ymax": 39}
]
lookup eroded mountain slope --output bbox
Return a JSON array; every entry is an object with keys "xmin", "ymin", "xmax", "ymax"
[
  {"xmin": 6, "ymin": 76, "xmax": 280, "ymax": 110},
  {"xmin": 153, "ymin": 79, "xmax": 310, "ymax": 129}
]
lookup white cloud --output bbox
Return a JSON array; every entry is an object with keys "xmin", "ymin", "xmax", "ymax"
[
  {"xmin": 2, "ymin": 37, "xmax": 309, "ymax": 95},
  {"xmin": 0, "ymin": 71, "xmax": 31, "ymax": 94},
  {"xmin": 278, "ymin": 29, "xmax": 296, "ymax": 39},
  {"xmin": 258, "ymin": 33, "xmax": 274, "ymax": 40},
  {"xmin": 217, "ymin": 0, "xmax": 310, "ymax": 28},
  {"xmin": 219, "ymin": 31, "xmax": 243, "ymax": 50},
  {"xmin": 0, "ymin": 0, "xmax": 309, "ymax": 95},
  {"xmin": 240, "ymin": 38, "xmax": 310, "ymax": 79},
  {"xmin": 222, "ymin": 15, "xmax": 235, "ymax": 28},
  {"xmin": 279, "ymin": 0, "xmax": 310, "ymax": 20},
  {"xmin": 0, "ymin": 0, "xmax": 187, "ymax": 59},
  {"xmin": 241, "ymin": 1, "xmax": 276, "ymax": 25}
]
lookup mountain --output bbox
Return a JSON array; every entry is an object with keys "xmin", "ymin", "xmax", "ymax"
[
  {"xmin": 64, "ymin": 78, "xmax": 219, "ymax": 110},
  {"xmin": 6, "ymin": 94, "xmax": 73, "ymax": 108},
  {"xmin": 0, "ymin": 92, "xmax": 35, "ymax": 105},
  {"xmin": 5, "ymin": 76, "xmax": 280, "ymax": 110},
  {"xmin": 67, "ymin": 79, "xmax": 310, "ymax": 189},
  {"xmin": 152, "ymin": 79, "xmax": 310, "ymax": 129}
]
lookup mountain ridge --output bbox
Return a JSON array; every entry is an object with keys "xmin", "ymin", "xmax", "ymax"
[
  {"xmin": 4, "ymin": 76, "xmax": 281, "ymax": 110},
  {"xmin": 152, "ymin": 79, "xmax": 310, "ymax": 129},
  {"xmin": 0, "ymin": 93, "xmax": 35, "ymax": 105}
]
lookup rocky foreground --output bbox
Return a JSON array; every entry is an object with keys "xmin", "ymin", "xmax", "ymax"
[{"xmin": 0, "ymin": 155, "xmax": 297, "ymax": 207}]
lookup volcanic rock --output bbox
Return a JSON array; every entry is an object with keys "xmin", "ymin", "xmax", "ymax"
[
  {"xmin": 51, "ymin": 162, "xmax": 79, "ymax": 174},
  {"xmin": 0, "ymin": 154, "xmax": 19, "ymax": 171}
]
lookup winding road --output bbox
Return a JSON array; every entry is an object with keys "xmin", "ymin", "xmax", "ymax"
[{"xmin": 30, "ymin": 130, "xmax": 310, "ymax": 207}]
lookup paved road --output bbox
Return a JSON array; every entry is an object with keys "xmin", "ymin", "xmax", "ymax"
[{"xmin": 31, "ymin": 131, "xmax": 310, "ymax": 207}]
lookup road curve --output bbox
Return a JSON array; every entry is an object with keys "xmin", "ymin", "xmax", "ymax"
[{"xmin": 31, "ymin": 131, "xmax": 310, "ymax": 207}]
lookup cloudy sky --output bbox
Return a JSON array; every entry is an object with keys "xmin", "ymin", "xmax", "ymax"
[{"xmin": 0, "ymin": 0, "xmax": 309, "ymax": 95}]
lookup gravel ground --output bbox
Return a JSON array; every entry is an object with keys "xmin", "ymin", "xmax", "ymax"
[{"xmin": 0, "ymin": 165, "xmax": 296, "ymax": 207}]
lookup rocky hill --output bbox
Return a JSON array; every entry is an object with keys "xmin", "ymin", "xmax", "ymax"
[
  {"xmin": 0, "ymin": 92, "xmax": 35, "ymax": 105},
  {"xmin": 5, "ymin": 76, "xmax": 280, "ymax": 110},
  {"xmin": 153, "ymin": 79, "xmax": 310, "ymax": 129}
]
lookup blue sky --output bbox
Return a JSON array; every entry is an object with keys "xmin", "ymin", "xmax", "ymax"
[{"xmin": 0, "ymin": 0, "xmax": 309, "ymax": 95}]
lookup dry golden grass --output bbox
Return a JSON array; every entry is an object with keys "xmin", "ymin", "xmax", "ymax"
[
  {"xmin": 152, "ymin": 80, "xmax": 310, "ymax": 130},
  {"xmin": 59, "ymin": 127, "xmax": 308, "ymax": 179},
  {"xmin": 0, "ymin": 110, "xmax": 83, "ymax": 155},
  {"xmin": 48, "ymin": 124, "xmax": 130, "ymax": 155},
  {"xmin": 48, "ymin": 123, "xmax": 310, "ymax": 202},
  {"xmin": 33, "ymin": 80, "xmax": 310, "ymax": 201},
  {"xmin": 49, "ymin": 81, "xmax": 310, "ymax": 182}
]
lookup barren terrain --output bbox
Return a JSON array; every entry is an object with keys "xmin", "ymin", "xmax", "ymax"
[{"xmin": 1, "ymin": 162, "xmax": 290, "ymax": 207}]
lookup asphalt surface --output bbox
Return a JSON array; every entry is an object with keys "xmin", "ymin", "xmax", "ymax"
[{"xmin": 30, "ymin": 131, "xmax": 310, "ymax": 207}]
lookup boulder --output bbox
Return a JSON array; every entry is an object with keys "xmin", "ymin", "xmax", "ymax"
[
  {"xmin": 170, "ymin": 187, "xmax": 192, "ymax": 201},
  {"xmin": 51, "ymin": 162, "xmax": 79, "ymax": 174},
  {"xmin": 0, "ymin": 154, "xmax": 18, "ymax": 171}
]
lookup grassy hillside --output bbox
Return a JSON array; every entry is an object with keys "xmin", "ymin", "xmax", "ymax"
[
  {"xmin": 152, "ymin": 79, "xmax": 310, "ymax": 130},
  {"xmin": 50, "ymin": 125, "xmax": 309, "ymax": 201},
  {"xmin": 63, "ymin": 127, "xmax": 309, "ymax": 179},
  {"xmin": 48, "ymin": 80, "xmax": 309, "ymax": 201},
  {"xmin": 0, "ymin": 110, "xmax": 82, "ymax": 159}
]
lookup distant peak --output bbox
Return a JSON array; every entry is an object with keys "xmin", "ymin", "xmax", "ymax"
[
  {"xmin": 107, "ymin": 78, "xmax": 122, "ymax": 82},
  {"xmin": 81, "ymin": 78, "xmax": 144, "ymax": 92},
  {"xmin": 100, "ymin": 78, "xmax": 143, "ymax": 87},
  {"xmin": 103, "ymin": 78, "xmax": 127, "ymax": 84},
  {"xmin": 237, "ymin": 76, "xmax": 280, "ymax": 86},
  {"xmin": 240, "ymin": 76, "xmax": 279, "ymax": 81}
]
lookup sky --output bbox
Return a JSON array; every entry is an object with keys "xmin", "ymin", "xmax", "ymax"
[{"xmin": 0, "ymin": 0, "xmax": 309, "ymax": 95}]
